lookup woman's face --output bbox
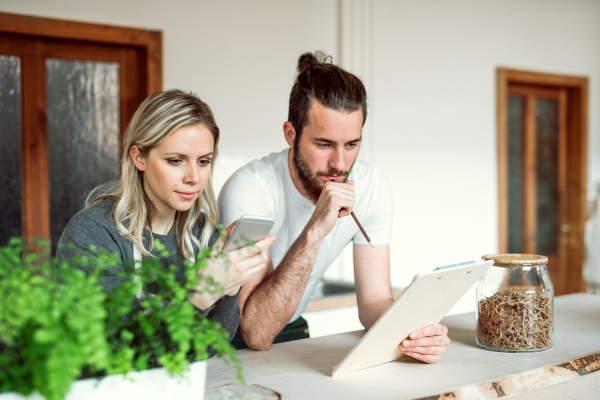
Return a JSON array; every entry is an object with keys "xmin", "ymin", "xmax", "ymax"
[{"xmin": 131, "ymin": 124, "xmax": 215, "ymax": 217}]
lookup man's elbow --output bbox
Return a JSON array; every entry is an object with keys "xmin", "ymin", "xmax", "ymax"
[
  {"xmin": 238, "ymin": 318, "xmax": 275, "ymax": 351},
  {"xmin": 240, "ymin": 330, "xmax": 274, "ymax": 351},
  {"xmin": 358, "ymin": 312, "xmax": 376, "ymax": 331},
  {"xmin": 247, "ymin": 338, "xmax": 273, "ymax": 352}
]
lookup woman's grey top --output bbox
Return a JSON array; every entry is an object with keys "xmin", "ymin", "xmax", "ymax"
[{"xmin": 57, "ymin": 199, "xmax": 240, "ymax": 357}]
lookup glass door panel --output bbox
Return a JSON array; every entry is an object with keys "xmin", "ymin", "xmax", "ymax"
[
  {"xmin": 536, "ymin": 98, "xmax": 559, "ymax": 255},
  {"xmin": 46, "ymin": 59, "xmax": 120, "ymax": 254},
  {"xmin": 0, "ymin": 55, "xmax": 22, "ymax": 246},
  {"xmin": 507, "ymin": 95, "xmax": 524, "ymax": 253}
]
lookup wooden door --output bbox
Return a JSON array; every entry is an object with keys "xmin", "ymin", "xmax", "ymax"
[
  {"xmin": 497, "ymin": 69, "xmax": 588, "ymax": 295},
  {"xmin": 0, "ymin": 13, "xmax": 162, "ymax": 253},
  {"xmin": 505, "ymin": 84, "xmax": 566, "ymax": 289}
]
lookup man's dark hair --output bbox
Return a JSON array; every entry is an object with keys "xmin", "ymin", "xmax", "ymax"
[{"xmin": 288, "ymin": 51, "xmax": 367, "ymax": 144}]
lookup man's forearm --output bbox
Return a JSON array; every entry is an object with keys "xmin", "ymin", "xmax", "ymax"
[{"xmin": 238, "ymin": 228, "xmax": 322, "ymax": 350}]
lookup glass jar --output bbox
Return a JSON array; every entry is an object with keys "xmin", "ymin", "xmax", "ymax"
[{"xmin": 476, "ymin": 254, "xmax": 554, "ymax": 352}]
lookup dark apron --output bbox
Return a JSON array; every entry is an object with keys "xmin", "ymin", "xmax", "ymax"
[{"xmin": 231, "ymin": 316, "xmax": 310, "ymax": 350}]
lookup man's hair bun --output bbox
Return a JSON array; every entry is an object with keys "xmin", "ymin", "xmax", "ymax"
[{"xmin": 297, "ymin": 51, "xmax": 331, "ymax": 74}]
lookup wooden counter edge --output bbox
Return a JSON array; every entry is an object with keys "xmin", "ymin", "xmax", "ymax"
[{"xmin": 410, "ymin": 351, "xmax": 600, "ymax": 400}]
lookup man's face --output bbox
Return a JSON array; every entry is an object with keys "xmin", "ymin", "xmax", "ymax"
[{"xmin": 291, "ymin": 102, "xmax": 363, "ymax": 203}]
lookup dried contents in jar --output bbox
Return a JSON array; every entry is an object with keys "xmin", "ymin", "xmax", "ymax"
[{"xmin": 477, "ymin": 289, "xmax": 552, "ymax": 351}]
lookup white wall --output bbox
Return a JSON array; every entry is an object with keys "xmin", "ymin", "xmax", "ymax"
[
  {"xmin": 369, "ymin": 0, "xmax": 600, "ymax": 288},
  {"xmin": 2, "ymin": 0, "xmax": 599, "ymax": 311}
]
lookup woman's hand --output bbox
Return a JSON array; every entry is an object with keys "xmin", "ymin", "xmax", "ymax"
[{"xmin": 189, "ymin": 221, "xmax": 276, "ymax": 310}]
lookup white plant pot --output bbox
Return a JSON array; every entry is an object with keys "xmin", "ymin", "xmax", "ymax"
[{"xmin": 0, "ymin": 360, "xmax": 207, "ymax": 400}]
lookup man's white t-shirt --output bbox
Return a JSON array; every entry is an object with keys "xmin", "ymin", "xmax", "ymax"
[{"xmin": 218, "ymin": 149, "xmax": 394, "ymax": 323}]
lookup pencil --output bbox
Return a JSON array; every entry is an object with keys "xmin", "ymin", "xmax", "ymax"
[{"xmin": 351, "ymin": 211, "xmax": 374, "ymax": 248}]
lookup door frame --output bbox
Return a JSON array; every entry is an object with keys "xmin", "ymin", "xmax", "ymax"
[
  {"xmin": 0, "ymin": 13, "xmax": 162, "ymax": 91},
  {"xmin": 0, "ymin": 12, "xmax": 162, "ymax": 244},
  {"xmin": 497, "ymin": 68, "xmax": 588, "ymax": 294}
]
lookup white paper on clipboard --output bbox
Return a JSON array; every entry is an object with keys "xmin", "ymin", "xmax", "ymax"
[{"xmin": 331, "ymin": 259, "xmax": 493, "ymax": 377}]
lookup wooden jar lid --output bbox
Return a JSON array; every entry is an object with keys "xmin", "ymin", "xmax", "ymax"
[{"xmin": 482, "ymin": 254, "xmax": 548, "ymax": 264}]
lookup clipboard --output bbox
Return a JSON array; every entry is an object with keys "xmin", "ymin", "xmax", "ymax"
[{"xmin": 331, "ymin": 259, "xmax": 493, "ymax": 376}]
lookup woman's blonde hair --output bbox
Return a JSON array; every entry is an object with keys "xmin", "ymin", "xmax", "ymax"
[{"xmin": 89, "ymin": 89, "xmax": 220, "ymax": 258}]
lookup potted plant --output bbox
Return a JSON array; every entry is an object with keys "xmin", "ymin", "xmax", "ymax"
[{"xmin": 0, "ymin": 237, "xmax": 242, "ymax": 400}]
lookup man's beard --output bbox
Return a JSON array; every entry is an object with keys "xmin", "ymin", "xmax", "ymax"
[{"xmin": 292, "ymin": 147, "xmax": 353, "ymax": 204}]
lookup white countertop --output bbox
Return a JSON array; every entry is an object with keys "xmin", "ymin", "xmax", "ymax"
[{"xmin": 206, "ymin": 293, "xmax": 600, "ymax": 399}]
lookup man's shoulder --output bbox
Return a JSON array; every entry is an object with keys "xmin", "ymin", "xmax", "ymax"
[
  {"xmin": 236, "ymin": 149, "xmax": 286, "ymax": 176},
  {"xmin": 226, "ymin": 149, "xmax": 288, "ymax": 189},
  {"xmin": 218, "ymin": 151, "xmax": 287, "ymax": 224},
  {"xmin": 351, "ymin": 159, "xmax": 390, "ymax": 188}
]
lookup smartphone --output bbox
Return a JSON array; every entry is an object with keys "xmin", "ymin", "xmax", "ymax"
[{"xmin": 221, "ymin": 215, "xmax": 275, "ymax": 252}]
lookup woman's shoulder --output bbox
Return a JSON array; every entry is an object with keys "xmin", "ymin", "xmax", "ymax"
[
  {"xmin": 70, "ymin": 198, "xmax": 118, "ymax": 229},
  {"xmin": 57, "ymin": 198, "xmax": 128, "ymax": 263},
  {"xmin": 59, "ymin": 199, "xmax": 122, "ymax": 249}
]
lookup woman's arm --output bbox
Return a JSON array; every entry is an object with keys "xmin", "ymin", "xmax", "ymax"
[{"xmin": 204, "ymin": 292, "xmax": 241, "ymax": 356}]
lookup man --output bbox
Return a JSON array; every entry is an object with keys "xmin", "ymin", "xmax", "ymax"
[{"xmin": 218, "ymin": 52, "xmax": 449, "ymax": 363}]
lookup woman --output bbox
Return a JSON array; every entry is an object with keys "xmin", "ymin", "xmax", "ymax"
[{"xmin": 57, "ymin": 89, "xmax": 275, "ymax": 350}]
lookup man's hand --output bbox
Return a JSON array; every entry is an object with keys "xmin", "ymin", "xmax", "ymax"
[
  {"xmin": 399, "ymin": 324, "xmax": 450, "ymax": 364},
  {"xmin": 307, "ymin": 180, "xmax": 355, "ymax": 240}
]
